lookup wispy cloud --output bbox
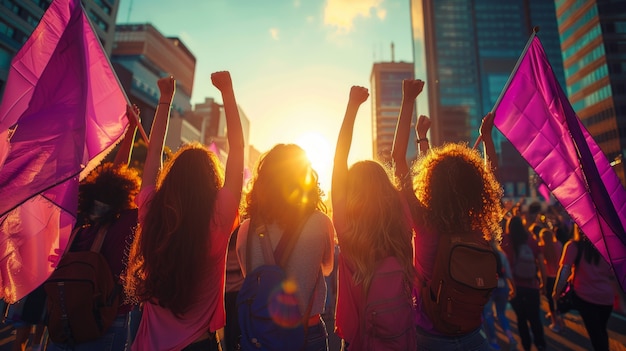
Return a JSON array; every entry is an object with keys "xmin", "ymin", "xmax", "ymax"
[
  {"xmin": 269, "ymin": 28, "xmax": 280, "ymax": 40},
  {"xmin": 323, "ymin": 0, "xmax": 385, "ymax": 34}
]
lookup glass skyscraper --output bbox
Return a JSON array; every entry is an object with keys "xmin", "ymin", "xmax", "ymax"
[
  {"xmin": 411, "ymin": 0, "xmax": 566, "ymax": 199},
  {"xmin": 556, "ymin": 0, "xmax": 626, "ymax": 186}
]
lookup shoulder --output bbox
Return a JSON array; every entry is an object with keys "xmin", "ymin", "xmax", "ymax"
[{"xmin": 304, "ymin": 211, "xmax": 334, "ymax": 230}]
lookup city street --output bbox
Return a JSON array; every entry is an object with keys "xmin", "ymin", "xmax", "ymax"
[{"xmin": 1, "ymin": 298, "xmax": 624, "ymax": 351}]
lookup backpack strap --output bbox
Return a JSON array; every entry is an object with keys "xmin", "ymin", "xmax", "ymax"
[
  {"xmin": 274, "ymin": 216, "xmax": 311, "ymax": 268},
  {"xmin": 257, "ymin": 226, "xmax": 276, "ymax": 265},
  {"xmin": 89, "ymin": 224, "xmax": 110, "ymax": 253}
]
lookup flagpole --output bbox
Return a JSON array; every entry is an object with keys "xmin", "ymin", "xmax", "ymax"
[
  {"xmin": 80, "ymin": 2, "xmax": 150, "ymax": 144},
  {"xmin": 473, "ymin": 26, "xmax": 540, "ymax": 149}
]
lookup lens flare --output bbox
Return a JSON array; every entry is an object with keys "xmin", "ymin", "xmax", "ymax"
[{"xmin": 268, "ymin": 279, "xmax": 302, "ymax": 328}]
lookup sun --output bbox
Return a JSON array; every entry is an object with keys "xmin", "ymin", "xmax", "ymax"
[{"xmin": 295, "ymin": 131, "xmax": 334, "ymax": 196}]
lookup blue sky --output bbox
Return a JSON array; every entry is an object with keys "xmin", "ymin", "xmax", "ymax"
[{"xmin": 116, "ymin": 0, "xmax": 416, "ymax": 190}]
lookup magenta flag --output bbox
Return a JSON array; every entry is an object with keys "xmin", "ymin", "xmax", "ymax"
[
  {"xmin": 0, "ymin": 0, "xmax": 128, "ymax": 302},
  {"xmin": 494, "ymin": 36, "xmax": 626, "ymax": 290}
]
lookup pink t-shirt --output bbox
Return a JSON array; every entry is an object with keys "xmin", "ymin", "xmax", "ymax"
[
  {"xmin": 131, "ymin": 185, "xmax": 239, "ymax": 351},
  {"xmin": 561, "ymin": 240, "xmax": 614, "ymax": 306},
  {"xmin": 544, "ymin": 240, "xmax": 563, "ymax": 278},
  {"xmin": 334, "ymin": 254, "xmax": 364, "ymax": 344}
]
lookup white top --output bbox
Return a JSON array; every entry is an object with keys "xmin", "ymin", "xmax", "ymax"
[{"xmin": 236, "ymin": 211, "xmax": 335, "ymax": 315}]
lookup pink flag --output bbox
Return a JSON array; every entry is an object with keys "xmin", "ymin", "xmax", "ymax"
[
  {"xmin": 537, "ymin": 181, "xmax": 552, "ymax": 205},
  {"xmin": 0, "ymin": 0, "xmax": 128, "ymax": 302},
  {"xmin": 494, "ymin": 35, "xmax": 626, "ymax": 290}
]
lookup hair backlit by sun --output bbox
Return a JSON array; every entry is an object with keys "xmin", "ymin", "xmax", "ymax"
[{"xmin": 295, "ymin": 131, "xmax": 333, "ymax": 196}]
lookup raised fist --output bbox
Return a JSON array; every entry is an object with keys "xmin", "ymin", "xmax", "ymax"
[
  {"xmin": 349, "ymin": 86, "xmax": 369, "ymax": 105},
  {"xmin": 157, "ymin": 76, "xmax": 176, "ymax": 102},
  {"xmin": 211, "ymin": 71, "xmax": 233, "ymax": 92},
  {"xmin": 402, "ymin": 79, "xmax": 424, "ymax": 100}
]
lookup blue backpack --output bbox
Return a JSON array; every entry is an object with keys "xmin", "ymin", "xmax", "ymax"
[{"xmin": 237, "ymin": 220, "xmax": 315, "ymax": 351}]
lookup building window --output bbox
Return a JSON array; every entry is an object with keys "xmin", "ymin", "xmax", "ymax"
[
  {"xmin": 0, "ymin": 19, "xmax": 14, "ymax": 38},
  {"xmin": 92, "ymin": 0, "xmax": 112, "ymax": 15},
  {"xmin": 89, "ymin": 10, "xmax": 108, "ymax": 31}
]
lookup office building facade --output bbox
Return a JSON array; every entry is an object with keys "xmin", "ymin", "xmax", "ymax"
[
  {"xmin": 112, "ymin": 23, "xmax": 197, "ymax": 150},
  {"xmin": 411, "ymin": 0, "xmax": 566, "ymax": 199},
  {"xmin": 556, "ymin": 0, "xmax": 626, "ymax": 186},
  {"xmin": 371, "ymin": 61, "xmax": 416, "ymax": 164},
  {"xmin": 0, "ymin": 0, "xmax": 119, "ymax": 96}
]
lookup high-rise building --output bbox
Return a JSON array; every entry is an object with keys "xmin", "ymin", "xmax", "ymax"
[
  {"xmin": 411, "ymin": 0, "xmax": 566, "ymax": 199},
  {"xmin": 0, "ymin": 0, "xmax": 120, "ymax": 96},
  {"xmin": 556, "ymin": 0, "xmax": 626, "ymax": 186},
  {"xmin": 370, "ymin": 61, "xmax": 416, "ymax": 164}
]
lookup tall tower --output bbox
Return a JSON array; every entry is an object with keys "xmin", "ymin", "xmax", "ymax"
[
  {"xmin": 556, "ymin": 0, "xmax": 626, "ymax": 186},
  {"xmin": 0, "ymin": 0, "xmax": 120, "ymax": 96},
  {"xmin": 411, "ymin": 0, "xmax": 566, "ymax": 199},
  {"xmin": 370, "ymin": 61, "xmax": 415, "ymax": 164}
]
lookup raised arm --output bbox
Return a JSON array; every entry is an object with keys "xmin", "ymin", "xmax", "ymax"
[
  {"xmin": 331, "ymin": 86, "xmax": 369, "ymax": 210},
  {"xmin": 113, "ymin": 104, "xmax": 140, "ymax": 167},
  {"xmin": 391, "ymin": 79, "xmax": 424, "ymax": 180},
  {"xmin": 211, "ymin": 71, "xmax": 244, "ymax": 197},
  {"xmin": 480, "ymin": 112, "xmax": 498, "ymax": 173},
  {"xmin": 141, "ymin": 76, "xmax": 175, "ymax": 190},
  {"xmin": 415, "ymin": 115, "xmax": 431, "ymax": 157}
]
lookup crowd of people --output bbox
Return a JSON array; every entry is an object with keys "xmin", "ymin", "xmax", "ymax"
[{"xmin": 3, "ymin": 73, "xmax": 626, "ymax": 351}]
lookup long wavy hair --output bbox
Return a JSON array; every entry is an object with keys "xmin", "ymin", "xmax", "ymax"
[
  {"xmin": 244, "ymin": 144, "xmax": 325, "ymax": 235},
  {"xmin": 412, "ymin": 143, "xmax": 503, "ymax": 241},
  {"xmin": 572, "ymin": 224, "xmax": 602, "ymax": 266},
  {"xmin": 342, "ymin": 160, "xmax": 416, "ymax": 293},
  {"xmin": 125, "ymin": 143, "xmax": 224, "ymax": 316},
  {"xmin": 78, "ymin": 162, "xmax": 140, "ymax": 223},
  {"xmin": 508, "ymin": 215, "xmax": 529, "ymax": 256}
]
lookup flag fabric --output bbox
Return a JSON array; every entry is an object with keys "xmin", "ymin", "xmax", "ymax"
[
  {"xmin": 494, "ymin": 36, "xmax": 626, "ymax": 290},
  {"xmin": 537, "ymin": 181, "xmax": 552, "ymax": 205},
  {"xmin": 0, "ymin": 0, "xmax": 128, "ymax": 302}
]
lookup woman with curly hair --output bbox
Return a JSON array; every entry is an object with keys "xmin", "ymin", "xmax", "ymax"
[
  {"xmin": 46, "ymin": 105, "xmax": 142, "ymax": 351},
  {"xmin": 331, "ymin": 86, "xmax": 417, "ymax": 350},
  {"xmin": 125, "ymin": 72, "xmax": 244, "ymax": 351},
  {"xmin": 392, "ymin": 79, "xmax": 503, "ymax": 350},
  {"xmin": 236, "ymin": 143, "xmax": 335, "ymax": 351}
]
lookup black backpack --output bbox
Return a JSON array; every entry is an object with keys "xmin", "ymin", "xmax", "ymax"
[{"xmin": 44, "ymin": 224, "xmax": 120, "ymax": 345}]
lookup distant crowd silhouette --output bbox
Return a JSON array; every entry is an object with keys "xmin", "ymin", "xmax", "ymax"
[{"xmin": 6, "ymin": 72, "xmax": 626, "ymax": 351}]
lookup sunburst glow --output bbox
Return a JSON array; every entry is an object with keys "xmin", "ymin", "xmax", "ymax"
[{"xmin": 295, "ymin": 131, "xmax": 334, "ymax": 196}]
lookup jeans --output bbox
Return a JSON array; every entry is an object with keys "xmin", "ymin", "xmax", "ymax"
[
  {"xmin": 305, "ymin": 317, "xmax": 329, "ymax": 351},
  {"xmin": 575, "ymin": 294, "xmax": 612, "ymax": 351},
  {"xmin": 483, "ymin": 286, "xmax": 512, "ymax": 340},
  {"xmin": 415, "ymin": 326, "xmax": 488, "ymax": 351},
  {"xmin": 182, "ymin": 332, "xmax": 219, "ymax": 351},
  {"xmin": 46, "ymin": 313, "xmax": 129, "ymax": 351},
  {"xmin": 510, "ymin": 287, "xmax": 545, "ymax": 351}
]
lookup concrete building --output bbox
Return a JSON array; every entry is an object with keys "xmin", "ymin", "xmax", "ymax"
[
  {"xmin": 370, "ymin": 61, "xmax": 416, "ymax": 164},
  {"xmin": 411, "ymin": 0, "xmax": 566, "ymax": 200},
  {"xmin": 187, "ymin": 97, "xmax": 251, "ymax": 169},
  {"xmin": 0, "ymin": 0, "xmax": 120, "ymax": 96},
  {"xmin": 112, "ymin": 23, "xmax": 198, "ymax": 151},
  {"xmin": 556, "ymin": 0, "xmax": 626, "ymax": 186}
]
